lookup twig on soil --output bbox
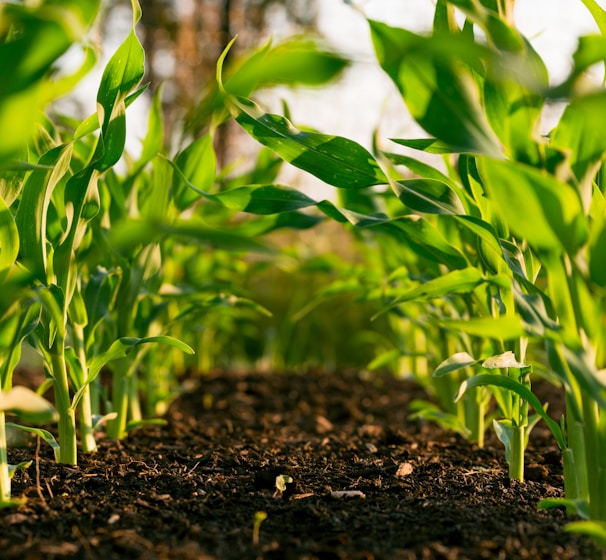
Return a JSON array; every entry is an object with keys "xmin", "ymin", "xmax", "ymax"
[{"xmin": 34, "ymin": 435, "xmax": 49, "ymax": 510}]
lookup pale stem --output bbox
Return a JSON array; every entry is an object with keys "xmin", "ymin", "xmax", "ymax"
[
  {"xmin": 0, "ymin": 411, "xmax": 11, "ymax": 503},
  {"xmin": 50, "ymin": 345, "xmax": 78, "ymax": 465},
  {"xmin": 73, "ymin": 324, "xmax": 97, "ymax": 454}
]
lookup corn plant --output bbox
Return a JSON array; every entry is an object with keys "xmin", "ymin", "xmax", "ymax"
[{"xmin": 220, "ymin": 0, "xmax": 606, "ymax": 540}]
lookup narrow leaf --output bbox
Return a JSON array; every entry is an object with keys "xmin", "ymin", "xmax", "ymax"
[
  {"xmin": 231, "ymin": 96, "xmax": 388, "ymax": 188},
  {"xmin": 0, "ymin": 386, "xmax": 57, "ymax": 424},
  {"xmin": 440, "ymin": 316, "xmax": 526, "ymax": 339},
  {"xmin": 478, "ymin": 158, "xmax": 587, "ymax": 254},
  {"xmin": 456, "ymin": 373, "xmax": 567, "ymax": 449},
  {"xmin": 433, "ymin": 352, "xmax": 479, "ymax": 377},
  {"xmin": 369, "ymin": 20, "xmax": 502, "ymax": 156}
]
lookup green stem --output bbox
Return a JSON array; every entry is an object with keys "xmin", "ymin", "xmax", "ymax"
[
  {"xmin": 50, "ymin": 344, "xmax": 77, "ymax": 465},
  {"xmin": 595, "ymin": 406, "xmax": 606, "ymax": 521},
  {"xmin": 73, "ymin": 324, "xmax": 96, "ymax": 454},
  {"xmin": 464, "ymin": 387, "xmax": 486, "ymax": 448},
  {"xmin": 562, "ymin": 447, "xmax": 580, "ymax": 503},
  {"xmin": 107, "ymin": 366, "xmax": 129, "ymax": 440},
  {"xmin": 128, "ymin": 374, "xmax": 142, "ymax": 422},
  {"xmin": 582, "ymin": 392, "xmax": 601, "ymax": 519},
  {"xmin": 0, "ymin": 411, "xmax": 11, "ymax": 503},
  {"xmin": 78, "ymin": 385, "xmax": 96, "ymax": 454},
  {"xmin": 510, "ymin": 424, "xmax": 525, "ymax": 481},
  {"xmin": 566, "ymin": 392, "xmax": 589, "ymax": 501}
]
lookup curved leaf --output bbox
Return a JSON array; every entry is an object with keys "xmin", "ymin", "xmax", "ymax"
[
  {"xmin": 389, "ymin": 268, "xmax": 486, "ymax": 304},
  {"xmin": 0, "ymin": 386, "xmax": 57, "ymax": 425},
  {"xmin": 391, "ymin": 178, "xmax": 465, "ymax": 215},
  {"xmin": 86, "ymin": 335, "xmax": 195, "ymax": 389},
  {"xmin": 440, "ymin": 316, "xmax": 526, "ymax": 340},
  {"xmin": 478, "ymin": 158, "xmax": 587, "ymax": 254},
  {"xmin": 230, "ymin": 96, "xmax": 388, "ymax": 189},
  {"xmin": 433, "ymin": 352, "xmax": 479, "ymax": 378},
  {"xmin": 455, "ymin": 373, "xmax": 567, "ymax": 449},
  {"xmin": 369, "ymin": 20, "xmax": 502, "ymax": 157}
]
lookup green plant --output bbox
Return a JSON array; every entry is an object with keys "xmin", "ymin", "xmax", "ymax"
[
  {"xmin": 1, "ymin": 0, "xmax": 355, "ymax": 473},
  {"xmin": 222, "ymin": 0, "xmax": 606, "ymax": 540}
]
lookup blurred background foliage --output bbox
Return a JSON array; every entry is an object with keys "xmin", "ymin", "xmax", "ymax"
[
  {"xmin": 48, "ymin": 0, "xmax": 397, "ymax": 377},
  {"xmin": 102, "ymin": 0, "xmax": 318, "ymax": 159}
]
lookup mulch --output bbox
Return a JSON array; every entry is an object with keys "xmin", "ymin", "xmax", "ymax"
[{"xmin": 1, "ymin": 369, "xmax": 601, "ymax": 559}]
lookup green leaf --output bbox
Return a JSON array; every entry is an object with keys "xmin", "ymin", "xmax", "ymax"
[
  {"xmin": 445, "ymin": 1, "xmax": 525, "ymax": 51},
  {"xmin": 192, "ymin": 36, "xmax": 348, "ymax": 132},
  {"xmin": 478, "ymin": 158, "xmax": 587, "ymax": 254},
  {"xmin": 53, "ymin": 166, "xmax": 100, "ymax": 293},
  {"xmin": 369, "ymin": 20, "xmax": 502, "ymax": 157},
  {"xmin": 493, "ymin": 418, "xmax": 514, "ymax": 463},
  {"xmin": 0, "ymin": 0, "xmax": 100, "ymax": 158},
  {"xmin": 172, "ymin": 135, "xmax": 216, "ymax": 211},
  {"xmin": 94, "ymin": 23, "xmax": 145, "ymax": 171},
  {"xmin": 173, "ymin": 294, "xmax": 272, "ymax": 321},
  {"xmin": 589, "ymin": 221, "xmax": 606, "ymax": 287},
  {"xmin": 408, "ymin": 399, "xmax": 471, "ymax": 437},
  {"xmin": 8, "ymin": 461, "xmax": 32, "ymax": 479},
  {"xmin": 561, "ymin": 346, "xmax": 606, "ymax": 409},
  {"xmin": 6, "ymin": 423, "xmax": 60, "ymax": 461},
  {"xmin": 440, "ymin": 316, "xmax": 526, "ymax": 340},
  {"xmin": 389, "ymin": 268, "xmax": 486, "ymax": 304},
  {"xmin": 97, "ymin": 29, "xmax": 145, "ymax": 128},
  {"xmin": 0, "ymin": 386, "xmax": 57, "ymax": 424},
  {"xmin": 211, "ymin": 185, "xmax": 318, "ymax": 215},
  {"xmin": 455, "ymin": 373, "xmax": 567, "ymax": 449},
  {"xmin": 551, "ymin": 91, "xmax": 606, "ymax": 197},
  {"xmin": 225, "ymin": 37, "xmax": 349, "ymax": 92},
  {"xmin": 538, "ymin": 498, "xmax": 591, "ymax": 519},
  {"xmin": 15, "ymin": 144, "xmax": 73, "ymax": 280},
  {"xmin": 87, "ymin": 335, "xmax": 194, "ymax": 385},
  {"xmin": 125, "ymin": 418, "xmax": 167, "ymax": 433},
  {"xmin": 383, "ymin": 151, "xmax": 460, "ymax": 188},
  {"xmin": 391, "ymin": 178, "xmax": 465, "ymax": 215},
  {"xmin": 390, "ymin": 138, "xmax": 462, "ymax": 154},
  {"xmin": 230, "ymin": 96, "xmax": 388, "ymax": 189},
  {"xmin": 580, "ymin": 0, "xmax": 606, "ymax": 37},
  {"xmin": 106, "ymin": 218, "xmax": 272, "ymax": 253},
  {"xmin": 137, "ymin": 85, "xmax": 165, "ymax": 169},
  {"xmin": 564, "ymin": 520, "xmax": 606, "ymax": 545},
  {"xmin": 433, "ymin": 352, "xmax": 479, "ymax": 377},
  {"xmin": 0, "ymin": 195, "xmax": 18, "ymax": 282}
]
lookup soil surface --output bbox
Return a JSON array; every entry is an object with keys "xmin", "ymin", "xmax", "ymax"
[{"xmin": 1, "ymin": 369, "xmax": 602, "ymax": 559}]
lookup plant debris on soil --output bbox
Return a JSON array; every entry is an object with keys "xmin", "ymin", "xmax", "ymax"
[{"xmin": 1, "ymin": 369, "xmax": 602, "ymax": 559}]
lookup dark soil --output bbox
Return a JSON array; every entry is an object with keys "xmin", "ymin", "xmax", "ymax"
[{"xmin": 1, "ymin": 369, "xmax": 602, "ymax": 559}]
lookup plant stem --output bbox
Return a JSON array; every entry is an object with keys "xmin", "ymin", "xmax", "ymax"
[
  {"xmin": 566, "ymin": 394, "xmax": 589, "ymax": 501},
  {"xmin": 581, "ymin": 392, "xmax": 601, "ymax": 519},
  {"xmin": 78, "ymin": 385, "xmax": 96, "ymax": 453},
  {"xmin": 107, "ymin": 369, "xmax": 129, "ymax": 440},
  {"xmin": 510, "ymin": 424, "xmax": 525, "ymax": 481},
  {"xmin": 562, "ymin": 447, "xmax": 580, "ymax": 504},
  {"xmin": 128, "ymin": 374, "xmax": 142, "ymax": 423},
  {"xmin": 73, "ymin": 324, "xmax": 97, "ymax": 453},
  {"xmin": 0, "ymin": 411, "xmax": 11, "ymax": 503},
  {"xmin": 50, "ymin": 343, "xmax": 77, "ymax": 465}
]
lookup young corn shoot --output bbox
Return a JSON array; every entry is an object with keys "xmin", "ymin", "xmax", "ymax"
[{"xmin": 481, "ymin": 351, "xmax": 531, "ymax": 481}]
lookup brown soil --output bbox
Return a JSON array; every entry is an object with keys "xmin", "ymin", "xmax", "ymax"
[{"xmin": 0, "ymin": 370, "xmax": 601, "ymax": 559}]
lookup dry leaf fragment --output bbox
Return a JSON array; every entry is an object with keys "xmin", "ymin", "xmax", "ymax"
[
  {"xmin": 330, "ymin": 490, "xmax": 366, "ymax": 499},
  {"xmin": 395, "ymin": 462, "xmax": 414, "ymax": 478}
]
